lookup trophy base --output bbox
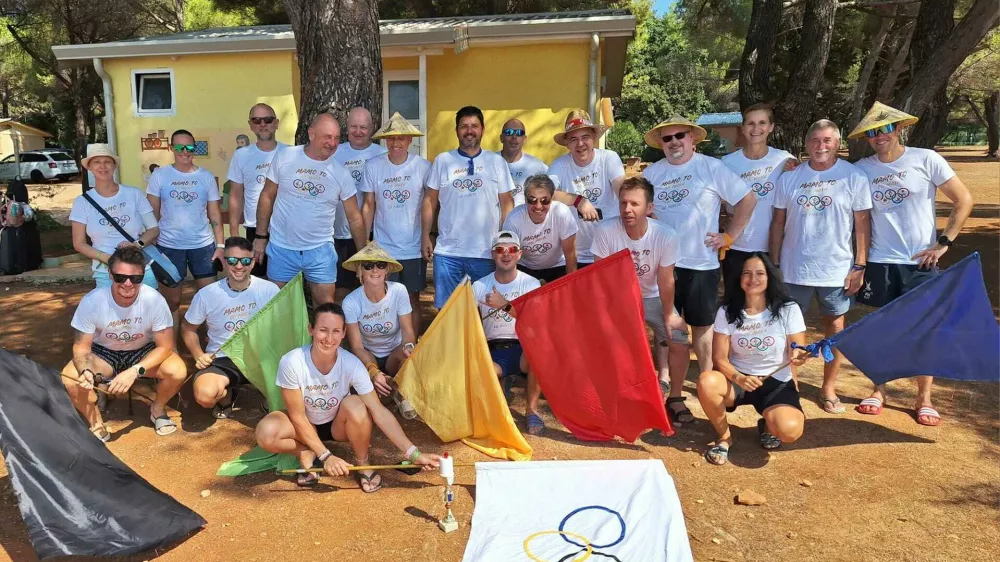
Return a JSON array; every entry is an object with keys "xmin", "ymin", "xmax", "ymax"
[{"xmin": 438, "ymin": 518, "xmax": 459, "ymax": 533}]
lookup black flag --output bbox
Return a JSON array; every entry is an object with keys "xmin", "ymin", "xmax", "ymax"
[{"xmin": 0, "ymin": 348, "xmax": 205, "ymax": 559}]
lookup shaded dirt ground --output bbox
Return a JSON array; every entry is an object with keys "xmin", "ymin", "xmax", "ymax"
[{"xmin": 0, "ymin": 148, "xmax": 997, "ymax": 562}]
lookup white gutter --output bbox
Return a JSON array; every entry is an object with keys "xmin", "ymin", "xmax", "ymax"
[
  {"xmin": 92, "ymin": 57, "xmax": 118, "ymax": 181},
  {"xmin": 588, "ymin": 33, "xmax": 599, "ymax": 116}
]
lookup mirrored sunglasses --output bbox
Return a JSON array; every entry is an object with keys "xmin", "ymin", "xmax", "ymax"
[
  {"xmin": 661, "ymin": 132, "xmax": 688, "ymax": 143},
  {"xmin": 173, "ymin": 144, "xmax": 196, "ymax": 153},
  {"xmin": 250, "ymin": 116, "xmax": 277, "ymax": 125},
  {"xmin": 492, "ymin": 246, "xmax": 520, "ymax": 255},
  {"xmin": 502, "ymin": 128, "xmax": 525, "ymax": 137},
  {"xmin": 864, "ymin": 123, "xmax": 897, "ymax": 138},
  {"xmin": 111, "ymin": 272, "xmax": 145, "ymax": 285},
  {"xmin": 361, "ymin": 261, "xmax": 389, "ymax": 270},
  {"xmin": 225, "ymin": 257, "xmax": 254, "ymax": 266}
]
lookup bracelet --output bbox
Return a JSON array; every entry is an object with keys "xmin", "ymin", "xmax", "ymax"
[
  {"xmin": 405, "ymin": 445, "xmax": 420, "ymax": 462},
  {"xmin": 215, "ymin": 243, "xmax": 225, "ymax": 249},
  {"xmin": 851, "ymin": 263, "xmax": 867, "ymax": 271},
  {"xmin": 573, "ymin": 194, "xmax": 584, "ymax": 208},
  {"xmin": 317, "ymin": 449, "xmax": 332, "ymax": 462}
]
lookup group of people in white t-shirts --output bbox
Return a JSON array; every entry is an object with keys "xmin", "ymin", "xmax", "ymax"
[{"xmin": 61, "ymin": 99, "xmax": 972, "ymax": 478}]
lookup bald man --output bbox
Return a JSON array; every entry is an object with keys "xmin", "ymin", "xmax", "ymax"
[
  {"xmin": 333, "ymin": 107, "xmax": 387, "ymax": 301},
  {"xmin": 500, "ymin": 119, "xmax": 548, "ymax": 207},
  {"xmin": 253, "ymin": 113, "xmax": 366, "ymax": 305}
]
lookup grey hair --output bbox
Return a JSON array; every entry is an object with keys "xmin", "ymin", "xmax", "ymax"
[
  {"xmin": 523, "ymin": 174, "xmax": 556, "ymax": 196},
  {"xmin": 806, "ymin": 119, "xmax": 841, "ymax": 142}
]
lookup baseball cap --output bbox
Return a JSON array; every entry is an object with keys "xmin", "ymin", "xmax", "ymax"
[{"xmin": 492, "ymin": 230, "xmax": 520, "ymax": 249}]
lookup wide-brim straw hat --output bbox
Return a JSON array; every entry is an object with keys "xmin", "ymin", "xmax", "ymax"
[
  {"xmin": 644, "ymin": 115, "xmax": 708, "ymax": 148},
  {"xmin": 554, "ymin": 110, "xmax": 609, "ymax": 146},
  {"xmin": 342, "ymin": 241, "xmax": 403, "ymax": 273},
  {"xmin": 373, "ymin": 112, "xmax": 424, "ymax": 140},
  {"xmin": 81, "ymin": 143, "xmax": 120, "ymax": 169},
  {"xmin": 847, "ymin": 102, "xmax": 919, "ymax": 140}
]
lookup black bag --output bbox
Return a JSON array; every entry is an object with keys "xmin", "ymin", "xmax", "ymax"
[
  {"xmin": 81, "ymin": 191, "xmax": 183, "ymax": 287},
  {"xmin": 0, "ymin": 180, "xmax": 42, "ymax": 275}
]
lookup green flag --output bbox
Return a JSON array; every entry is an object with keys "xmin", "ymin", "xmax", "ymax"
[{"xmin": 216, "ymin": 273, "xmax": 310, "ymax": 476}]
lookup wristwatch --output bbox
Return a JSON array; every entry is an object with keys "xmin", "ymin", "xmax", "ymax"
[
  {"xmin": 215, "ymin": 243, "xmax": 225, "ymax": 249},
  {"xmin": 502, "ymin": 303, "xmax": 513, "ymax": 313},
  {"xmin": 937, "ymin": 235, "xmax": 953, "ymax": 247},
  {"xmin": 136, "ymin": 366, "xmax": 146, "ymax": 377},
  {"xmin": 256, "ymin": 232, "xmax": 269, "ymax": 240},
  {"xmin": 136, "ymin": 240, "xmax": 146, "ymax": 249}
]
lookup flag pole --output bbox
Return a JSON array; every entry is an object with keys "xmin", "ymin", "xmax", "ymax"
[
  {"xmin": 279, "ymin": 462, "xmax": 478, "ymax": 475},
  {"xmin": 59, "ymin": 373, "xmax": 112, "ymax": 395}
]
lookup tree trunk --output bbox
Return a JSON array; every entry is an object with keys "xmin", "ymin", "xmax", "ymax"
[
  {"xmin": 848, "ymin": 12, "xmax": 894, "ymax": 160},
  {"xmin": 771, "ymin": 0, "xmax": 838, "ymax": 155},
  {"xmin": 739, "ymin": 0, "xmax": 784, "ymax": 109},
  {"xmin": 875, "ymin": 21, "xmax": 914, "ymax": 101},
  {"xmin": 986, "ymin": 90, "xmax": 999, "ymax": 158},
  {"xmin": 284, "ymin": 0, "xmax": 382, "ymax": 145}
]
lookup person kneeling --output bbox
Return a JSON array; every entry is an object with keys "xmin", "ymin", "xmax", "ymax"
[
  {"xmin": 697, "ymin": 252, "xmax": 810, "ymax": 465},
  {"xmin": 254, "ymin": 303, "xmax": 439, "ymax": 491}
]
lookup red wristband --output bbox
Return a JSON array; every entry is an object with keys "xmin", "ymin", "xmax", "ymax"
[{"xmin": 573, "ymin": 195, "xmax": 584, "ymax": 208}]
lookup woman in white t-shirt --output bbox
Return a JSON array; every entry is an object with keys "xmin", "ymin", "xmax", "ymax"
[
  {"xmin": 70, "ymin": 144, "xmax": 160, "ymax": 289},
  {"xmin": 255, "ymin": 302, "xmax": 439, "ymax": 491},
  {"xmin": 697, "ymin": 252, "xmax": 812, "ymax": 466},
  {"xmin": 502, "ymin": 174, "xmax": 579, "ymax": 283},
  {"xmin": 341, "ymin": 242, "xmax": 417, "ymax": 418}
]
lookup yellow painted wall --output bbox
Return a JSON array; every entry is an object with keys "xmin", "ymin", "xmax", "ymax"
[
  {"xmin": 384, "ymin": 57, "xmax": 419, "ymax": 71},
  {"xmin": 0, "ymin": 129, "xmax": 47, "ymax": 158}
]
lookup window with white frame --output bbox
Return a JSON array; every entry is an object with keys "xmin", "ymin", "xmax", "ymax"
[{"xmin": 132, "ymin": 69, "xmax": 175, "ymax": 117}]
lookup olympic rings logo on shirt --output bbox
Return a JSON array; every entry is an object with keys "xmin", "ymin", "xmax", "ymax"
[
  {"xmin": 657, "ymin": 188, "xmax": 689, "ymax": 203},
  {"xmin": 512, "ymin": 184, "xmax": 523, "ymax": 196},
  {"xmin": 752, "ymin": 182, "xmax": 775, "ymax": 197},
  {"xmin": 99, "ymin": 214, "xmax": 130, "ymax": 227},
  {"xmin": 351, "ymin": 170, "xmax": 362, "ymax": 182},
  {"xmin": 304, "ymin": 396, "xmax": 340, "ymax": 411},
  {"xmin": 382, "ymin": 189, "xmax": 411, "ymax": 204},
  {"xmin": 737, "ymin": 336, "xmax": 776, "ymax": 352},
  {"xmin": 452, "ymin": 178, "xmax": 483, "ymax": 192},
  {"xmin": 522, "ymin": 505, "xmax": 627, "ymax": 562},
  {"xmin": 363, "ymin": 322, "xmax": 394, "ymax": 334},
  {"xmin": 224, "ymin": 320, "xmax": 246, "ymax": 333},
  {"xmin": 633, "ymin": 262, "xmax": 651, "ymax": 277},
  {"xmin": 582, "ymin": 187, "xmax": 602, "ymax": 202},
  {"xmin": 872, "ymin": 188, "xmax": 910, "ymax": 205},
  {"xmin": 524, "ymin": 242, "xmax": 553, "ymax": 254},
  {"xmin": 795, "ymin": 194, "xmax": 833, "ymax": 211},
  {"xmin": 256, "ymin": 174, "xmax": 266, "ymax": 185},
  {"xmin": 169, "ymin": 190, "xmax": 199, "ymax": 203},
  {"xmin": 292, "ymin": 179, "xmax": 326, "ymax": 196},
  {"xmin": 104, "ymin": 332, "xmax": 143, "ymax": 343}
]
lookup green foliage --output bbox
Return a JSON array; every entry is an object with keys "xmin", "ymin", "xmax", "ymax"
[
  {"xmin": 185, "ymin": 0, "xmax": 259, "ymax": 30},
  {"xmin": 606, "ymin": 119, "xmax": 644, "ymax": 158}
]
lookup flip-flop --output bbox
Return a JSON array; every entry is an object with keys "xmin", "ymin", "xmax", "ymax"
[
  {"xmin": 819, "ymin": 396, "xmax": 846, "ymax": 414},
  {"xmin": 915, "ymin": 407, "xmax": 942, "ymax": 427},
  {"xmin": 856, "ymin": 396, "xmax": 884, "ymax": 416},
  {"xmin": 296, "ymin": 472, "xmax": 319, "ymax": 487},
  {"xmin": 355, "ymin": 470, "xmax": 383, "ymax": 493},
  {"xmin": 212, "ymin": 389, "xmax": 235, "ymax": 419},
  {"xmin": 705, "ymin": 443, "xmax": 730, "ymax": 465},
  {"xmin": 757, "ymin": 419, "xmax": 781, "ymax": 450},
  {"xmin": 526, "ymin": 413, "xmax": 545, "ymax": 435},
  {"xmin": 90, "ymin": 423, "xmax": 111, "ymax": 443},
  {"xmin": 149, "ymin": 412, "xmax": 177, "ymax": 436}
]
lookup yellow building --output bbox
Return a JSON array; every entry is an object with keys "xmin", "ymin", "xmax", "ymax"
[
  {"xmin": 52, "ymin": 10, "xmax": 635, "ymax": 188},
  {"xmin": 0, "ymin": 119, "xmax": 53, "ymax": 159}
]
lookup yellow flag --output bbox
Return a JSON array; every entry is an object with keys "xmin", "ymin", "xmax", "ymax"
[{"xmin": 396, "ymin": 280, "xmax": 533, "ymax": 461}]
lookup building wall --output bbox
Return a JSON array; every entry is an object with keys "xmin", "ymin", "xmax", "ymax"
[{"xmin": 0, "ymin": 129, "xmax": 47, "ymax": 158}]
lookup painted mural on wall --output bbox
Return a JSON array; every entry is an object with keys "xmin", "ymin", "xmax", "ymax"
[{"xmin": 139, "ymin": 128, "xmax": 251, "ymax": 203}]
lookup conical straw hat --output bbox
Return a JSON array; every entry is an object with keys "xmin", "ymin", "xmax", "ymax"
[
  {"xmin": 553, "ymin": 109, "xmax": 609, "ymax": 146},
  {"xmin": 342, "ymin": 241, "xmax": 404, "ymax": 273},
  {"xmin": 643, "ymin": 115, "xmax": 708, "ymax": 148},
  {"xmin": 847, "ymin": 102, "xmax": 918, "ymax": 139},
  {"xmin": 373, "ymin": 112, "xmax": 424, "ymax": 139}
]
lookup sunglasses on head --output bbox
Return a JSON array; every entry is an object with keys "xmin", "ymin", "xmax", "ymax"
[
  {"xmin": 361, "ymin": 261, "xmax": 388, "ymax": 270},
  {"xmin": 526, "ymin": 196, "xmax": 551, "ymax": 206},
  {"xmin": 492, "ymin": 246, "xmax": 520, "ymax": 255},
  {"xmin": 111, "ymin": 272, "xmax": 145, "ymax": 285},
  {"xmin": 502, "ymin": 128, "xmax": 525, "ymax": 137},
  {"xmin": 864, "ymin": 122, "xmax": 897, "ymax": 138},
  {"xmin": 173, "ymin": 144, "xmax": 196, "ymax": 153},
  {"xmin": 250, "ymin": 116, "xmax": 277, "ymax": 125},
  {"xmin": 225, "ymin": 256, "xmax": 254, "ymax": 267},
  {"xmin": 661, "ymin": 132, "xmax": 688, "ymax": 143}
]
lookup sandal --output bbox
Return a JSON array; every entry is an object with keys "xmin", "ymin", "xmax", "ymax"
[
  {"xmin": 354, "ymin": 456, "xmax": 383, "ymax": 493},
  {"xmin": 149, "ymin": 412, "xmax": 177, "ymax": 436},
  {"xmin": 296, "ymin": 472, "xmax": 319, "ymax": 487},
  {"xmin": 666, "ymin": 397, "xmax": 695, "ymax": 424},
  {"xmin": 856, "ymin": 396, "xmax": 884, "ymax": 416},
  {"xmin": 705, "ymin": 442, "xmax": 730, "ymax": 465},
  {"xmin": 915, "ymin": 406, "xmax": 941, "ymax": 427},
  {"xmin": 819, "ymin": 396, "xmax": 846, "ymax": 414},
  {"xmin": 757, "ymin": 419, "xmax": 781, "ymax": 450},
  {"xmin": 526, "ymin": 413, "xmax": 545, "ymax": 435},
  {"xmin": 212, "ymin": 389, "xmax": 235, "ymax": 419},
  {"xmin": 658, "ymin": 379, "xmax": 670, "ymax": 400},
  {"xmin": 90, "ymin": 423, "xmax": 111, "ymax": 443}
]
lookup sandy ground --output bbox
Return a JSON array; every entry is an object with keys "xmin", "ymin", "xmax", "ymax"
[{"xmin": 0, "ymin": 148, "xmax": 997, "ymax": 562}]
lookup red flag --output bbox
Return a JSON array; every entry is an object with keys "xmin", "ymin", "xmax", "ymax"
[{"xmin": 511, "ymin": 250, "xmax": 674, "ymax": 441}]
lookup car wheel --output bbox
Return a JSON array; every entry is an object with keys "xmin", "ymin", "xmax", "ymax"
[{"xmin": 29, "ymin": 170, "xmax": 44, "ymax": 183}]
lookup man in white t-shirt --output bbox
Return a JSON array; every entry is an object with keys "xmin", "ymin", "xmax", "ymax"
[
  {"xmin": 642, "ymin": 115, "xmax": 757, "ymax": 375},
  {"xmin": 502, "ymin": 173, "xmax": 578, "ymax": 283},
  {"xmin": 252, "ymin": 113, "xmax": 366, "ymax": 305},
  {"xmin": 254, "ymin": 303, "xmax": 440, "ymax": 491},
  {"xmin": 227, "ymin": 103, "xmax": 286, "ymax": 277},
  {"xmin": 547, "ymin": 109, "xmax": 624, "ymax": 267},
  {"xmin": 361, "ymin": 112, "xmax": 431, "ymax": 333},
  {"xmin": 334, "ymin": 107, "xmax": 387, "ymax": 302},
  {"xmin": 472, "ymin": 231, "xmax": 544, "ymax": 434},
  {"xmin": 181, "ymin": 236, "xmax": 280, "ymax": 418},
  {"xmin": 591, "ymin": 177, "xmax": 693, "ymax": 424},
  {"xmin": 60, "ymin": 246, "xmax": 187, "ymax": 442},
  {"xmin": 499, "ymin": 118, "xmax": 548, "ymax": 206},
  {"xmin": 720, "ymin": 104, "xmax": 795, "ymax": 287},
  {"xmin": 770, "ymin": 119, "xmax": 873, "ymax": 415},
  {"xmin": 848, "ymin": 102, "xmax": 974, "ymax": 426}
]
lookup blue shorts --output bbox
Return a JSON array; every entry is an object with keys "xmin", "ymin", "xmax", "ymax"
[
  {"xmin": 157, "ymin": 243, "xmax": 217, "ymax": 280},
  {"xmin": 433, "ymin": 254, "xmax": 494, "ymax": 308},
  {"xmin": 267, "ymin": 241, "xmax": 337, "ymax": 284},
  {"xmin": 489, "ymin": 340, "xmax": 523, "ymax": 378},
  {"xmin": 93, "ymin": 264, "xmax": 158, "ymax": 289},
  {"xmin": 786, "ymin": 283, "xmax": 853, "ymax": 317}
]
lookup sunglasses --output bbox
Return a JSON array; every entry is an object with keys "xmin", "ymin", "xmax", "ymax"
[
  {"xmin": 361, "ymin": 261, "xmax": 388, "ymax": 270},
  {"xmin": 492, "ymin": 246, "xmax": 520, "ymax": 255},
  {"xmin": 111, "ymin": 272, "xmax": 145, "ymax": 285},
  {"xmin": 173, "ymin": 144, "xmax": 196, "ymax": 153},
  {"xmin": 250, "ymin": 116, "xmax": 277, "ymax": 125},
  {"xmin": 502, "ymin": 128, "xmax": 525, "ymax": 137},
  {"xmin": 225, "ymin": 256, "xmax": 254, "ymax": 266},
  {"xmin": 661, "ymin": 132, "xmax": 688, "ymax": 143},
  {"xmin": 526, "ymin": 196, "xmax": 551, "ymax": 206},
  {"xmin": 864, "ymin": 123, "xmax": 897, "ymax": 138}
]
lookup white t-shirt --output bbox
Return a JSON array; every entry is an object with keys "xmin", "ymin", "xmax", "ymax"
[
  {"xmin": 333, "ymin": 143, "xmax": 387, "ymax": 240},
  {"xmin": 342, "ymin": 281, "xmax": 413, "ymax": 358},
  {"xmin": 426, "ymin": 149, "xmax": 515, "ymax": 259},
  {"xmin": 502, "ymin": 201, "xmax": 579, "ymax": 269},
  {"xmin": 643, "ymin": 153, "xmax": 749, "ymax": 270},
  {"xmin": 146, "ymin": 165, "xmax": 220, "ymax": 249},
  {"xmin": 266, "ymin": 145, "xmax": 356, "ymax": 251},
  {"xmin": 855, "ymin": 147, "xmax": 956, "ymax": 265},
  {"xmin": 547, "ymin": 148, "xmax": 626, "ymax": 263},
  {"xmin": 721, "ymin": 148, "xmax": 794, "ymax": 252},
  {"xmin": 226, "ymin": 142, "xmax": 287, "ymax": 228},
  {"xmin": 713, "ymin": 303, "xmax": 806, "ymax": 382},
  {"xmin": 773, "ymin": 159, "xmax": 873, "ymax": 286},
  {"xmin": 70, "ymin": 285, "xmax": 173, "ymax": 352},
  {"xmin": 591, "ymin": 219, "xmax": 679, "ymax": 299},
  {"xmin": 69, "ymin": 185, "xmax": 153, "ymax": 272},
  {"xmin": 275, "ymin": 345, "xmax": 375, "ymax": 425},
  {"xmin": 184, "ymin": 276, "xmax": 280, "ymax": 356},
  {"xmin": 505, "ymin": 153, "xmax": 548, "ymax": 207},
  {"xmin": 361, "ymin": 153, "xmax": 431, "ymax": 260},
  {"xmin": 473, "ymin": 271, "xmax": 541, "ymax": 341}
]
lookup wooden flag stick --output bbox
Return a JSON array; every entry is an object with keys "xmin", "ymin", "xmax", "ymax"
[
  {"xmin": 59, "ymin": 373, "xmax": 113, "ymax": 395},
  {"xmin": 279, "ymin": 461, "xmax": 478, "ymax": 475}
]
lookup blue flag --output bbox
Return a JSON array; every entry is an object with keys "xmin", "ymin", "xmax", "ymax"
[{"xmin": 830, "ymin": 252, "xmax": 999, "ymax": 385}]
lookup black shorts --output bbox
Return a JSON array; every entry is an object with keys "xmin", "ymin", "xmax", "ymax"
[
  {"xmin": 721, "ymin": 250, "xmax": 766, "ymax": 291},
  {"xmin": 673, "ymin": 267, "xmax": 721, "ymax": 327},
  {"xmin": 91, "ymin": 342, "xmax": 156, "ymax": 377},
  {"xmin": 727, "ymin": 376, "xmax": 802, "ymax": 415},
  {"xmin": 314, "ymin": 420, "xmax": 335, "ymax": 442},
  {"xmin": 857, "ymin": 262, "xmax": 937, "ymax": 308},
  {"xmin": 334, "ymin": 238, "xmax": 360, "ymax": 290},
  {"xmin": 192, "ymin": 356, "xmax": 249, "ymax": 387},
  {"xmin": 388, "ymin": 258, "xmax": 427, "ymax": 293},
  {"xmin": 518, "ymin": 264, "xmax": 566, "ymax": 283},
  {"xmin": 244, "ymin": 226, "xmax": 269, "ymax": 278}
]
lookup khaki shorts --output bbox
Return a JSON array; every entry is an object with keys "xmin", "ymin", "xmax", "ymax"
[{"xmin": 643, "ymin": 297, "xmax": 689, "ymax": 345}]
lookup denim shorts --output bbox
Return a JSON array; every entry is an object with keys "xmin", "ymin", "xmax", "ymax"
[
  {"xmin": 157, "ymin": 243, "xmax": 217, "ymax": 280},
  {"xmin": 786, "ymin": 283, "xmax": 852, "ymax": 317},
  {"xmin": 93, "ymin": 264, "xmax": 158, "ymax": 289},
  {"xmin": 266, "ymin": 241, "xmax": 338, "ymax": 284},
  {"xmin": 432, "ymin": 254, "xmax": 495, "ymax": 308},
  {"xmin": 488, "ymin": 340, "xmax": 523, "ymax": 378}
]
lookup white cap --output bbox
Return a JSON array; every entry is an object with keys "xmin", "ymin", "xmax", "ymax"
[{"xmin": 492, "ymin": 230, "xmax": 520, "ymax": 249}]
